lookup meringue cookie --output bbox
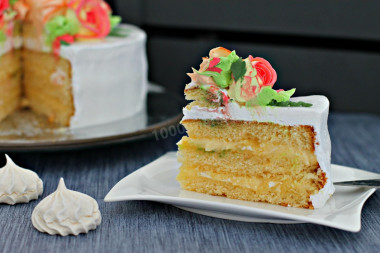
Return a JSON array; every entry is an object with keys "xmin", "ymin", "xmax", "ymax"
[
  {"xmin": 32, "ymin": 178, "xmax": 101, "ymax": 236},
  {"xmin": 0, "ymin": 154, "xmax": 43, "ymax": 205}
]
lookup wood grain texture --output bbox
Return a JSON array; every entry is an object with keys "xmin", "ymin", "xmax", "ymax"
[{"xmin": 0, "ymin": 113, "xmax": 379, "ymax": 252}]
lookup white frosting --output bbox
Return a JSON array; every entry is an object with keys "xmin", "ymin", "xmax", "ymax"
[
  {"xmin": 0, "ymin": 155, "xmax": 43, "ymax": 205},
  {"xmin": 200, "ymin": 172, "xmax": 212, "ymax": 178},
  {"xmin": 23, "ymin": 24, "xmax": 148, "ymax": 128},
  {"xmin": 0, "ymin": 36, "xmax": 23, "ymax": 56},
  {"xmin": 32, "ymin": 178, "xmax": 101, "ymax": 236},
  {"xmin": 183, "ymin": 95, "xmax": 335, "ymax": 208}
]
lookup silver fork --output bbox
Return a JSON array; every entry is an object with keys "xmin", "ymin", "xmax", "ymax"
[{"xmin": 334, "ymin": 179, "xmax": 380, "ymax": 188}]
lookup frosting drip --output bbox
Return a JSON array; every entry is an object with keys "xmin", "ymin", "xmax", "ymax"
[
  {"xmin": 0, "ymin": 154, "xmax": 43, "ymax": 205},
  {"xmin": 32, "ymin": 178, "xmax": 101, "ymax": 236}
]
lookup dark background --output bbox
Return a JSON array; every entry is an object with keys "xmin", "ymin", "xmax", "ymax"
[{"xmin": 109, "ymin": 0, "xmax": 380, "ymax": 114}]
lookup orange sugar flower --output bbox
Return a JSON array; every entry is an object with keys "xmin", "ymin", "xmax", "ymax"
[
  {"xmin": 0, "ymin": 0, "xmax": 10, "ymax": 20},
  {"xmin": 24, "ymin": 0, "xmax": 70, "ymax": 24},
  {"xmin": 13, "ymin": 0, "xmax": 29, "ymax": 20},
  {"xmin": 68, "ymin": 0, "xmax": 111, "ymax": 39},
  {"xmin": 248, "ymin": 55, "xmax": 277, "ymax": 88}
]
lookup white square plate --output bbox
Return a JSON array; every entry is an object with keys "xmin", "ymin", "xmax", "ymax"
[{"xmin": 105, "ymin": 152, "xmax": 378, "ymax": 232}]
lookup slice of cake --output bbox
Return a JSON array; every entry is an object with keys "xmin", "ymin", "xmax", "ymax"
[
  {"xmin": 0, "ymin": 0, "xmax": 147, "ymax": 128},
  {"xmin": 177, "ymin": 47, "xmax": 335, "ymax": 209}
]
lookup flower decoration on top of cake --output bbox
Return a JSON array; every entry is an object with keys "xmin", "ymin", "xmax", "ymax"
[
  {"xmin": 18, "ymin": 0, "xmax": 122, "ymax": 54},
  {"xmin": 187, "ymin": 47, "xmax": 312, "ymax": 108},
  {"xmin": 0, "ymin": 1, "xmax": 11, "ymax": 41},
  {"xmin": 0, "ymin": 0, "xmax": 24, "ymax": 42}
]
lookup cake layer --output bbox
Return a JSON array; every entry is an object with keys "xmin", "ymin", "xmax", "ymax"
[
  {"xmin": 23, "ymin": 50, "xmax": 74, "ymax": 126},
  {"xmin": 0, "ymin": 21, "xmax": 22, "ymax": 57},
  {"xmin": 182, "ymin": 119, "xmax": 316, "ymax": 152},
  {"xmin": 178, "ymin": 137, "xmax": 319, "ymax": 175},
  {"xmin": 0, "ymin": 50, "xmax": 21, "ymax": 83},
  {"xmin": 0, "ymin": 51, "xmax": 22, "ymax": 122},
  {"xmin": 184, "ymin": 87, "xmax": 219, "ymax": 108},
  {"xmin": 178, "ymin": 162, "xmax": 324, "ymax": 186},
  {"xmin": 0, "ymin": 85, "xmax": 21, "ymax": 123},
  {"xmin": 177, "ymin": 167, "xmax": 322, "ymax": 208}
]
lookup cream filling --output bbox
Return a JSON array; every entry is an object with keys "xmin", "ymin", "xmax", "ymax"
[
  {"xmin": 197, "ymin": 170, "xmax": 319, "ymax": 207},
  {"xmin": 183, "ymin": 137, "xmax": 317, "ymax": 166},
  {"xmin": 0, "ymin": 36, "xmax": 23, "ymax": 56},
  {"xmin": 197, "ymin": 171, "xmax": 286, "ymax": 191}
]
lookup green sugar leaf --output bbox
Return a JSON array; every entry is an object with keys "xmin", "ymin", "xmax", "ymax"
[
  {"xmin": 108, "ymin": 26, "xmax": 129, "ymax": 37},
  {"xmin": 60, "ymin": 40, "xmax": 70, "ymax": 46},
  {"xmin": 110, "ymin": 15, "xmax": 122, "ymax": 30},
  {"xmin": 256, "ymin": 87, "xmax": 295, "ymax": 106},
  {"xmin": 267, "ymin": 100, "xmax": 313, "ymax": 107},
  {"xmin": 199, "ymin": 84, "xmax": 211, "ymax": 91},
  {"xmin": 196, "ymin": 50, "xmax": 239, "ymax": 88},
  {"xmin": 194, "ymin": 69, "xmax": 219, "ymax": 78},
  {"xmin": 45, "ymin": 10, "xmax": 80, "ymax": 45},
  {"xmin": 0, "ymin": 31, "xmax": 6, "ymax": 43},
  {"xmin": 108, "ymin": 15, "xmax": 128, "ymax": 37},
  {"xmin": 231, "ymin": 57, "xmax": 246, "ymax": 81}
]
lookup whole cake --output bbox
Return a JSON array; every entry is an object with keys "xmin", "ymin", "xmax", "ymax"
[
  {"xmin": 177, "ymin": 47, "xmax": 335, "ymax": 209},
  {"xmin": 0, "ymin": 0, "xmax": 147, "ymax": 128}
]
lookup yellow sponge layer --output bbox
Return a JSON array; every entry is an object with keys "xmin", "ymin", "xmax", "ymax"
[
  {"xmin": 184, "ymin": 88, "xmax": 219, "ymax": 108},
  {"xmin": 178, "ymin": 137, "xmax": 319, "ymax": 175},
  {"xmin": 177, "ymin": 166, "xmax": 324, "ymax": 208},
  {"xmin": 0, "ymin": 50, "xmax": 22, "ymax": 122},
  {"xmin": 182, "ymin": 119, "xmax": 316, "ymax": 152}
]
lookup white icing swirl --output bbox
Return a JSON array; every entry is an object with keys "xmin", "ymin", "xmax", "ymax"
[
  {"xmin": 0, "ymin": 155, "xmax": 43, "ymax": 205},
  {"xmin": 32, "ymin": 178, "xmax": 101, "ymax": 236}
]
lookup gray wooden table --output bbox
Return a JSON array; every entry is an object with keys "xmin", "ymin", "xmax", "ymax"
[{"xmin": 0, "ymin": 113, "xmax": 379, "ymax": 253}]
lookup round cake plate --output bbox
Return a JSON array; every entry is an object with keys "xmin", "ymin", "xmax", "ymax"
[{"xmin": 0, "ymin": 87, "xmax": 185, "ymax": 151}]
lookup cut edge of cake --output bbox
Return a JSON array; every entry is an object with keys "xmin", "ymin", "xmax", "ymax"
[{"xmin": 178, "ymin": 95, "xmax": 334, "ymax": 209}]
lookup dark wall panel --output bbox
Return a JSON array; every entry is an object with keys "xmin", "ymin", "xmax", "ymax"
[
  {"xmin": 148, "ymin": 37, "xmax": 380, "ymax": 113},
  {"xmin": 117, "ymin": 0, "xmax": 380, "ymax": 41},
  {"xmin": 115, "ymin": 0, "xmax": 380, "ymax": 113}
]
